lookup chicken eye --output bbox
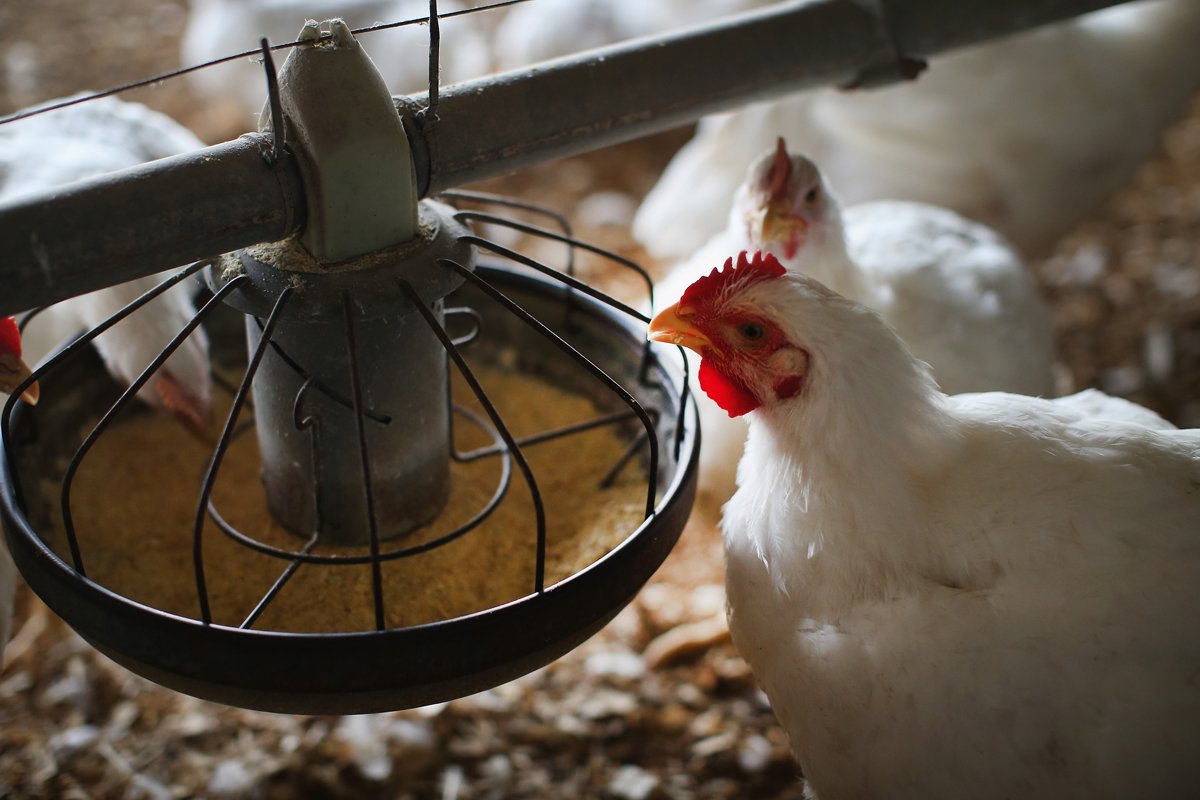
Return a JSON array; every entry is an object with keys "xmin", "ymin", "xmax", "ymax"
[
  {"xmin": 739, "ymin": 323, "xmax": 766, "ymax": 342},
  {"xmin": 804, "ymin": 186, "xmax": 820, "ymax": 204}
]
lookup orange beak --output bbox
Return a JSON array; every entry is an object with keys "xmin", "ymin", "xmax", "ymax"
[
  {"xmin": 648, "ymin": 303, "xmax": 712, "ymax": 355},
  {"xmin": 0, "ymin": 353, "xmax": 39, "ymax": 406},
  {"xmin": 757, "ymin": 200, "xmax": 808, "ymax": 251},
  {"xmin": 750, "ymin": 138, "xmax": 809, "ymax": 255},
  {"xmin": 154, "ymin": 371, "xmax": 212, "ymax": 440}
]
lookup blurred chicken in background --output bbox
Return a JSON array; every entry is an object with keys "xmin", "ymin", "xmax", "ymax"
[
  {"xmin": 182, "ymin": 0, "xmax": 499, "ymax": 124},
  {"xmin": 657, "ymin": 141, "xmax": 1054, "ymax": 499},
  {"xmin": 636, "ymin": 0, "xmax": 1200, "ymax": 259},
  {"xmin": 0, "ymin": 94, "xmax": 213, "ymax": 432}
]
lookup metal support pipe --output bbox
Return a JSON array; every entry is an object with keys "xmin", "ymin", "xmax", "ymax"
[
  {"xmin": 0, "ymin": 0, "xmax": 1128, "ymax": 316},
  {"xmin": 0, "ymin": 135, "xmax": 304, "ymax": 315},
  {"xmin": 411, "ymin": 0, "xmax": 1128, "ymax": 195}
]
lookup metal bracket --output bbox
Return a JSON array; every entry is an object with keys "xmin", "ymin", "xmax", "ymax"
[{"xmin": 264, "ymin": 19, "xmax": 420, "ymax": 263}]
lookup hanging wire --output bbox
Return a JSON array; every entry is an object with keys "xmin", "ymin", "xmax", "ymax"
[
  {"xmin": 249, "ymin": 315, "xmax": 391, "ymax": 424},
  {"xmin": 440, "ymin": 259, "xmax": 660, "ymax": 521},
  {"xmin": 2, "ymin": 264, "xmax": 207, "ymax": 511},
  {"xmin": 425, "ymin": 0, "xmax": 442, "ymax": 122},
  {"xmin": 0, "ymin": 0, "xmax": 533, "ymax": 128},
  {"xmin": 599, "ymin": 408, "xmax": 661, "ymax": 489},
  {"xmin": 455, "ymin": 409, "xmax": 647, "ymax": 462},
  {"xmin": 445, "ymin": 306, "xmax": 483, "ymax": 347},
  {"xmin": 454, "ymin": 210, "xmax": 654, "ymax": 312},
  {"xmin": 203, "ymin": 406, "xmax": 513, "ymax": 566},
  {"xmin": 343, "ymin": 292, "xmax": 387, "ymax": 630},
  {"xmin": 2, "ymin": 216, "xmax": 690, "ymax": 632},
  {"xmin": 50, "ymin": 266, "xmax": 229, "ymax": 574},
  {"xmin": 242, "ymin": 529, "xmax": 319, "ymax": 630},
  {"xmin": 259, "ymin": 37, "xmax": 286, "ymax": 166},
  {"xmin": 453, "ymin": 198, "xmax": 694, "ymax": 469},
  {"xmin": 400, "ymin": 279, "xmax": 547, "ymax": 594},
  {"xmin": 219, "ymin": 375, "xmax": 331, "ymax": 629},
  {"xmin": 451, "ymin": 205, "xmax": 694, "ymax": 456},
  {"xmin": 194, "ymin": 286, "xmax": 293, "ymax": 624},
  {"xmin": 461, "ymin": 232, "xmax": 650, "ymax": 323},
  {"xmin": 440, "ymin": 190, "xmax": 578, "ymax": 278}
]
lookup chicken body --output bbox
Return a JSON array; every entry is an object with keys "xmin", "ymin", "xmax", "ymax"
[
  {"xmin": 0, "ymin": 96, "xmax": 212, "ymax": 661},
  {"xmin": 182, "ymin": 0, "xmax": 497, "ymax": 121},
  {"xmin": 660, "ymin": 144, "xmax": 1053, "ymax": 498},
  {"xmin": 492, "ymin": 0, "xmax": 774, "ymax": 70},
  {"xmin": 650, "ymin": 254, "xmax": 1200, "ymax": 799},
  {"xmin": 636, "ymin": 0, "xmax": 1200, "ymax": 259},
  {"xmin": 0, "ymin": 317, "xmax": 36, "ymax": 667},
  {"xmin": 0, "ymin": 95, "xmax": 212, "ymax": 430},
  {"xmin": 0, "ymin": 318, "xmax": 37, "ymax": 406}
]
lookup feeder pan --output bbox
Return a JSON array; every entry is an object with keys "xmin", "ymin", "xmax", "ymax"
[
  {"xmin": 0, "ymin": 16, "xmax": 700, "ymax": 715},
  {"xmin": 1, "ymin": 260, "xmax": 698, "ymax": 714}
]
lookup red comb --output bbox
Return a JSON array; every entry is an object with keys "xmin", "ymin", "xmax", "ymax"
[
  {"xmin": 680, "ymin": 251, "xmax": 787, "ymax": 309},
  {"xmin": 0, "ymin": 317, "xmax": 20, "ymax": 358},
  {"xmin": 763, "ymin": 137, "xmax": 791, "ymax": 199}
]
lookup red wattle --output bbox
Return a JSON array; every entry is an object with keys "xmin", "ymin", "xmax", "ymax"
[
  {"xmin": 699, "ymin": 359, "xmax": 760, "ymax": 418},
  {"xmin": 0, "ymin": 318, "xmax": 21, "ymax": 358}
]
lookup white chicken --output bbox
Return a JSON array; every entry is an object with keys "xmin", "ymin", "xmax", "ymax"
[
  {"xmin": 0, "ymin": 318, "xmax": 38, "ymax": 409},
  {"xmin": 492, "ymin": 0, "xmax": 775, "ymax": 70},
  {"xmin": 0, "ymin": 94, "xmax": 212, "ymax": 430},
  {"xmin": 635, "ymin": 0, "xmax": 1200, "ymax": 259},
  {"xmin": 0, "ymin": 96, "xmax": 213, "ymax": 664},
  {"xmin": 0, "ymin": 545, "xmax": 14, "ymax": 669},
  {"xmin": 182, "ymin": 0, "xmax": 497, "ymax": 122},
  {"xmin": 649, "ymin": 251, "xmax": 1200, "ymax": 800},
  {"xmin": 660, "ymin": 140, "xmax": 1054, "ymax": 498},
  {"xmin": 0, "ymin": 317, "xmax": 37, "ymax": 667}
]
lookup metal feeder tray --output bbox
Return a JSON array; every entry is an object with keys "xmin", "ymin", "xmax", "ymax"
[{"xmin": 1, "ymin": 263, "xmax": 698, "ymax": 715}]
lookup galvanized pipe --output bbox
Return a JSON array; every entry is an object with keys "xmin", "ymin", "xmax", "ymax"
[
  {"xmin": 0, "ymin": 0, "xmax": 1127, "ymax": 316},
  {"xmin": 409, "ymin": 0, "xmax": 1128, "ymax": 196},
  {"xmin": 0, "ymin": 135, "xmax": 304, "ymax": 315}
]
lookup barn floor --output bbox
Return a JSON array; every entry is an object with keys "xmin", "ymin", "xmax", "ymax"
[{"xmin": 1, "ymin": 2, "xmax": 1198, "ymax": 798}]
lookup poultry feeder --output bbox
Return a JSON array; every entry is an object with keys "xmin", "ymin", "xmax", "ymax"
[
  {"xmin": 0, "ymin": 0, "xmax": 1129, "ymax": 715},
  {"xmin": 0, "ymin": 18, "xmax": 698, "ymax": 715}
]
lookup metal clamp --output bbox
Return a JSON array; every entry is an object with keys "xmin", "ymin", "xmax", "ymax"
[{"xmin": 267, "ymin": 19, "xmax": 420, "ymax": 262}]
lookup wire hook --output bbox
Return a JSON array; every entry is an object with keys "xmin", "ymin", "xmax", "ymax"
[{"xmin": 259, "ymin": 37, "xmax": 287, "ymax": 166}]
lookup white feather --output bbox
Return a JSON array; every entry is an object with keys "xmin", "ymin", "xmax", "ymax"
[
  {"xmin": 0, "ymin": 94, "xmax": 211, "ymax": 421},
  {"xmin": 181, "ymin": 0, "xmax": 498, "ymax": 121},
  {"xmin": 635, "ymin": 0, "xmax": 1200, "ymax": 259},
  {"xmin": 711, "ymin": 273, "xmax": 1200, "ymax": 799},
  {"xmin": 0, "ymin": 95, "xmax": 215, "ymax": 662},
  {"xmin": 492, "ymin": 0, "xmax": 775, "ymax": 70},
  {"xmin": 656, "ymin": 149, "xmax": 1054, "ymax": 500}
]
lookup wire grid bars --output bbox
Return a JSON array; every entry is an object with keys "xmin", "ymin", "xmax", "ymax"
[{"xmin": 0, "ymin": 193, "xmax": 697, "ymax": 712}]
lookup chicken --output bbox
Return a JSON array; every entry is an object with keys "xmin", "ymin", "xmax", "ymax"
[
  {"xmin": 0, "ymin": 95, "xmax": 212, "ymax": 431},
  {"xmin": 182, "ymin": 0, "xmax": 497, "ymax": 122},
  {"xmin": 0, "ymin": 318, "xmax": 39, "ymax": 407},
  {"xmin": 660, "ymin": 140, "xmax": 1053, "ymax": 498},
  {"xmin": 648, "ymin": 251, "xmax": 1200, "ymax": 800},
  {"xmin": 1049, "ymin": 386, "xmax": 1174, "ymax": 429},
  {"xmin": 0, "ymin": 543, "xmax": 13, "ymax": 669},
  {"xmin": 635, "ymin": 0, "xmax": 1200, "ymax": 259},
  {"xmin": 492, "ymin": 0, "xmax": 774, "ymax": 70},
  {"xmin": 0, "ymin": 316, "xmax": 37, "ymax": 666}
]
